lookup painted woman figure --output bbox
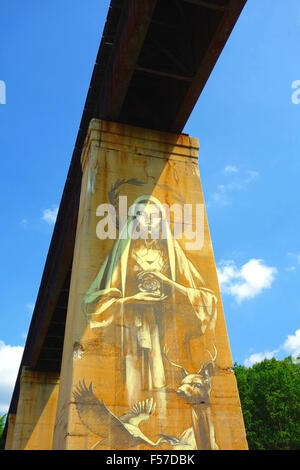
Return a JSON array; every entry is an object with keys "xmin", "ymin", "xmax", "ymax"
[{"xmin": 83, "ymin": 195, "xmax": 217, "ymax": 413}]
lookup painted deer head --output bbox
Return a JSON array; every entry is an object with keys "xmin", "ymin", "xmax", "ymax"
[{"xmin": 164, "ymin": 345, "xmax": 217, "ymax": 405}]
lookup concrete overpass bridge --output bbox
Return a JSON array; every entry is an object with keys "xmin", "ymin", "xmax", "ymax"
[{"xmin": 5, "ymin": 0, "xmax": 247, "ymax": 450}]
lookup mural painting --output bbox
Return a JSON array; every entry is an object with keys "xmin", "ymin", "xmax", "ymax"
[
  {"xmin": 52, "ymin": 121, "xmax": 248, "ymax": 450},
  {"xmin": 73, "ymin": 188, "xmax": 218, "ymax": 449}
]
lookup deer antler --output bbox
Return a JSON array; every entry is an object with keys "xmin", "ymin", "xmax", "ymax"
[
  {"xmin": 163, "ymin": 346, "xmax": 189, "ymax": 377},
  {"xmin": 197, "ymin": 345, "xmax": 217, "ymax": 374},
  {"xmin": 206, "ymin": 344, "xmax": 217, "ymax": 363}
]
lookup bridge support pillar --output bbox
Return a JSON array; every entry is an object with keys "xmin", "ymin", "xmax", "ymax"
[
  {"xmin": 10, "ymin": 368, "xmax": 59, "ymax": 450},
  {"xmin": 4, "ymin": 414, "xmax": 16, "ymax": 450},
  {"xmin": 52, "ymin": 119, "xmax": 248, "ymax": 450}
]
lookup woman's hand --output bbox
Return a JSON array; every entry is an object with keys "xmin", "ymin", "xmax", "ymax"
[
  {"xmin": 142, "ymin": 270, "xmax": 188, "ymax": 296},
  {"xmin": 121, "ymin": 291, "xmax": 168, "ymax": 305},
  {"xmin": 137, "ymin": 270, "xmax": 170, "ymax": 284}
]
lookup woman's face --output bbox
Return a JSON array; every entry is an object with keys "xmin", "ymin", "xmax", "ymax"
[{"xmin": 137, "ymin": 201, "xmax": 162, "ymax": 238}]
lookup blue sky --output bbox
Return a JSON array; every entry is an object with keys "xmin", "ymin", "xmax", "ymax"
[{"xmin": 1, "ymin": 0, "xmax": 300, "ymax": 412}]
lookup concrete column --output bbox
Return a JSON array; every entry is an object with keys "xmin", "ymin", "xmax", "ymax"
[
  {"xmin": 11, "ymin": 368, "xmax": 59, "ymax": 450},
  {"xmin": 52, "ymin": 120, "xmax": 248, "ymax": 450},
  {"xmin": 4, "ymin": 414, "xmax": 16, "ymax": 450}
]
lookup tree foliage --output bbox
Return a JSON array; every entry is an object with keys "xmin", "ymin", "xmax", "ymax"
[
  {"xmin": 234, "ymin": 357, "xmax": 300, "ymax": 450},
  {"xmin": 0, "ymin": 414, "xmax": 6, "ymax": 450}
]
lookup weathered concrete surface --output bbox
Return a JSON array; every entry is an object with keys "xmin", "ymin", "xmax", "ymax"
[
  {"xmin": 52, "ymin": 120, "xmax": 248, "ymax": 450},
  {"xmin": 4, "ymin": 414, "xmax": 16, "ymax": 450},
  {"xmin": 10, "ymin": 368, "xmax": 59, "ymax": 450}
]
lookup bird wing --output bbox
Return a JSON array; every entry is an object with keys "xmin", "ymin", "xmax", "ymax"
[
  {"xmin": 73, "ymin": 380, "xmax": 125, "ymax": 438},
  {"xmin": 159, "ymin": 434, "xmax": 185, "ymax": 446},
  {"xmin": 120, "ymin": 397, "xmax": 156, "ymax": 427}
]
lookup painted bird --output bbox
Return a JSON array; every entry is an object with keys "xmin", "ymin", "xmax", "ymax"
[{"xmin": 73, "ymin": 381, "xmax": 180, "ymax": 449}]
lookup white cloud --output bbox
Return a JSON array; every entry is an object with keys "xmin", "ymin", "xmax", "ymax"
[
  {"xmin": 0, "ymin": 341, "xmax": 23, "ymax": 413},
  {"xmin": 286, "ymin": 266, "xmax": 296, "ymax": 272},
  {"xmin": 209, "ymin": 169, "xmax": 259, "ymax": 207},
  {"xmin": 209, "ymin": 190, "xmax": 230, "ymax": 207},
  {"xmin": 244, "ymin": 350, "xmax": 277, "ymax": 368},
  {"xmin": 20, "ymin": 218, "xmax": 28, "ymax": 227},
  {"xmin": 0, "ymin": 80, "xmax": 6, "ymax": 105},
  {"xmin": 285, "ymin": 253, "xmax": 300, "ymax": 272},
  {"xmin": 42, "ymin": 206, "xmax": 58, "ymax": 225},
  {"xmin": 283, "ymin": 329, "xmax": 300, "ymax": 358},
  {"xmin": 26, "ymin": 303, "xmax": 35, "ymax": 313},
  {"xmin": 287, "ymin": 252, "xmax": 300, "ymax": 264},
  {"xmin": 243, "ymin": 328, "xmax": 300, "ymax": 368},
  {"xmin": 217, "ymin": 258, "xmax": 277, "ymax": 303},
  {"xmin": 224, "ymin": 165, "xmax": 238, "ymax": 174}
]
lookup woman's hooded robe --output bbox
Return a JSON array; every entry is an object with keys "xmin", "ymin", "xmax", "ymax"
[{"xmin": 83, "ymin": 196, "xmax": 217, "ymax": 409}]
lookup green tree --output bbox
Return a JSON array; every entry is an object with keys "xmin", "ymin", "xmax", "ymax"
[
  {"xmin": 234, "ymin": 357, "xmax": 300, "ymax": 450},
  {"xmin": 0, "ymin": 414, "xmax": 6, "ymax": 450}
]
